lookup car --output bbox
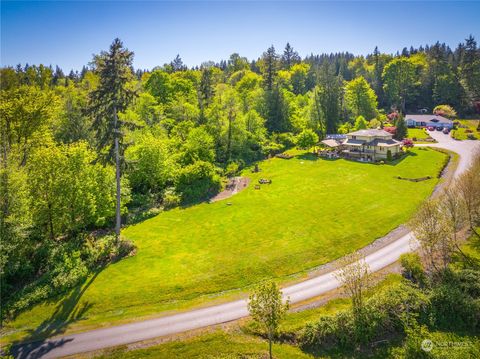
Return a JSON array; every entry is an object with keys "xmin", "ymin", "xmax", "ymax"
[
  {"xmin": 427, "ymin": 126, "xmax": 435, "ymax": 131},
  {"xmin": 443, "ymin": 128, "xmax": 450, "ymax": 134},
  {"xmin": 436, "ymin": 126, "xmax": 444, "ymax": 131}
]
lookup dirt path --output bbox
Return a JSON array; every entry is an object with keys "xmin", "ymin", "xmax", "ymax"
[{"xmin": 209, "ymin": 177, "xmax": 250, "ymax": 203}]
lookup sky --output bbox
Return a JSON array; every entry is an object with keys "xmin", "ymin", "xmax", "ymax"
[{"xmin": 1, "ymin": 1, "xmax": 480, "ymax": 71}]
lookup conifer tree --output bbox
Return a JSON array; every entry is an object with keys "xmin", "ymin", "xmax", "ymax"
[{"xmin": 89, "ymin": 38, "xmax": 135, "ymax": 239}]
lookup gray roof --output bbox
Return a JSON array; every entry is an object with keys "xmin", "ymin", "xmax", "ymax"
[
  {"xmin": 367, "ymin": 138, "xmax": 401, "ymax": 147},
  {"xmin": 321, "ymin": 139, "xmax": 341, "ymax": 147},
  {"xmin": 343, "ymin": 139, "xmax": 365, "ymax": 146},
  {"xmin": 405, "ymin": 114, "xmax": 452, "ymax": 124},
  {"xmin": 348, "ymin": 129, "xmax": 392, "ymax": 137}
]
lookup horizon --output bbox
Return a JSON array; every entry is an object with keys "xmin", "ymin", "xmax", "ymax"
[{"xmin": 2, "ymin": 1, "xmax": 479, "ymax": 72}]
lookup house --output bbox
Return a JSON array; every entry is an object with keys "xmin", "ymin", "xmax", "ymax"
[
  {"xmin": 405, "ymin": 114, "xmax": 453, "ymax": 129},
  {"xmin": 342, "ymin": 129, "xmax": 402, "ymax": 161}
]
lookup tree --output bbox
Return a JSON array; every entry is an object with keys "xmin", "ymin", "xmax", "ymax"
[
  {"xmin": 409, "ymin": 199, "xmax": 449, "ymax": 272},
  {"xmin": 382, "ymin": 57, "xmax": 417, "ymax": 113},
  {"xmin": 433, "ymin": 104, "xmax": 457, "ymax": 119},
  {"xmin": 261, "ymin": 46, "xmax": 279, "ymax": 91},
  {"xmin": 456, "ymin": 155, "xmax": 480, "ymax": 235},
  {"xmin": 89, "ymin": 38, "xmax": 136, "ymax": 240},
  {"xmin": 248, "ymin": 281, "xmax": 289, "ymax": 359},
  {"xmin": 394, "ymin": 115, "xmax": 408, "ymax": 140},
  {"xmin": 459, "ymin": 35, "xmax": 480, "ymax": 107},
  {"xmin": 344, "ymin": 76, "xmax": 378, "ymax": 120},
  {"xmin": 171, "ymin": 54, "xmax": 186, "ymax": 72},
  {"xmin": 334, "ymin": 252, "xmax": 370, "ymax": 320},
  {"xmin": 296, "ymin": 129, "xmax": 319, "ymax": 150},
  {"xmin": 281, "ymin": 42, "xmax": 300, "ymax": 69},
  {"xmin": 316, "ymin": 63, "xmax": 343, "ymax": 134},
  {"xmin": 353, "ymin": 115, "xmax": 368, "ymax": 130}
]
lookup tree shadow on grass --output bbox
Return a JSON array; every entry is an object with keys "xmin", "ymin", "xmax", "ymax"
[
  {"xmin": 11, "ymin": 269, "xmax": 102, "ymax": 359},
  {"xmin": 295, "ymin": 152, "xmax": 320, "ymax": 161}
]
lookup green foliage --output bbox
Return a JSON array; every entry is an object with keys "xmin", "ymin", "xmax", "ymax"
[
  {"xmin": 344, "ymin": 76, "xmax": 378, "ymax": 120},
  {"xmin": 387, "ymin": 149, "xmax": 393, "ymax": 161},
  {"xmin": 433, "ymin": 104, "xmax": 457, "ymax": 119},
  {"xmin": 295, "ymin": 129, "xmax": 319, "ymax": 150},
  {"xmin": 400, "ymin": 253, "xmax": 427, "ymax": 286},
  {"xmin": 353, "ymin": 115, "xmax": 368, "ymax": 130},
  {"xmin": 395, "ymin": 114, "xmax": 408, "ymax": 140},
  {"xmin": 175, "ymin": 161, "xmax": 222, "ymax": 203},
  {"xmin": 248, "ymin": 280, "xmax": 289, "ymax": 358}
]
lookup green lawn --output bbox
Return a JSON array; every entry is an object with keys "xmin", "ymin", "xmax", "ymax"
[
  {"xmin": 451, "ymin": 119, "xmax": 480, "ymax": 140},
  {"xmin": 2, "ymin": 148, "xmax": 446, "ymax": 345},
  {"xmin": 94, "ymin": 330, "xmax": 314, "ymax": 359},
  {"xmin": 407, "ymin": 128, "xmax": 431, "ymax": 141}
]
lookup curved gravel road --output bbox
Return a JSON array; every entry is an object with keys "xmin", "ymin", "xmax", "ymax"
[{"xmin": 13, "ymin": 133, "xmax": 479, "ymax": 359}]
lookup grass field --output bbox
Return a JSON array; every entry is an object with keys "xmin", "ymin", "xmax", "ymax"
[
  {"xmin": 451, "ymin": 119, "xmax": 480, "ymax": 140},
  {"xmin": 407, "ymin": 127, "xmax": 430, "ymax": 140},
  {"xmin": 2, "ymin": 148, "xmax": 446, "ymax": 345}
]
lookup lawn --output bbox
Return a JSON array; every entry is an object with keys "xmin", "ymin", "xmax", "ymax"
[
  {"xmin": 451, "ymin": 119, "xmax": 480, "ymax": 140},
  {"xmin": 407, "ymin": 128, "xmax": 431, "ymax": 142},
  {"xmin": 2, "ymin": 148, "xmax": 446, "ymax": 345}
]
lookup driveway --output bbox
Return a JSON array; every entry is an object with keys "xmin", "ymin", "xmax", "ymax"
[
  {"xmin": 13, "ymin": 137, "xmax": 480, "ymax": 359},
  {"xmin": 421, "ymin": 130, "xmax": 479, "ymax": 178}
]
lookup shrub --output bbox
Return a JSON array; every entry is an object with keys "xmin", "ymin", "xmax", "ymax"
[
  {"xmin": 400, "ymin": 253, "xmax": 426, "ymax": 286},
  {"xmin": 225, "ymin": 161, "xmax": 240, "ymax": 177},
  {"xmin": 162, "ymin": 187, "xmax": 181, "ymax": 209},
  {"xmin": 175, "ymin": 161, "xmax": 222, "ymax": 203},
  {"xmin": 387, "ymin": 150, "xmax": 392, "ymax": 161},
  {"xmin": 276, "ymin": 132, "xmax": 296, "ymax": 148}
]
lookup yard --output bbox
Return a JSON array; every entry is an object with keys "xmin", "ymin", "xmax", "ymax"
[
  {"xmin": 2, "ymin": 148, "xmax": 447, "ymax": 344},
  {"xmin": 407, "ymin": 128, "xmax": 432, "ymax": 142},
  {"xmin": 451, "ymin": 119, "xmax": 480, "ymax": 140}
]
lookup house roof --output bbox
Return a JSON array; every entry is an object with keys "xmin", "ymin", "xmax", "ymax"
[
  {"xmin": 348, "ymin": 129, "xmax": 393, "ymax": 137},
  {"xmin": 405, "ymin": 114, "xmax": 452, "ymax": 124},
  {"xmin": 321, "ymin": 139, "xmax": 341, "ymax": 147},
  {"xmin": 343, "ymin": 139, "xmax": 365, "ymax": 146},
  {"xmin": 368, "ymin": 138, "xmax": 402, "ymax": 147}
]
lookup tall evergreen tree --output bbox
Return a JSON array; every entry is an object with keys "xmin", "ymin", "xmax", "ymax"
[
  {"xmin": 89, "ymin": 38, "xmax": 136, "ymax": 239},
  {"xmin": 171, "ymin": 54, "xmax": 186, "ymax": 72},
  {"xmin": 262, "ymin": 46, "xmax": 279, "ymax": 91},
  {"xmin": 281, "ymin": 42, "xmax": 300, "ymax": 69}
]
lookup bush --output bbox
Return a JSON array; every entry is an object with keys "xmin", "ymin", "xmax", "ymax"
[
  {"xmin": 387, "ymin": 150, "xmax": 392, "ymax": 161},
  {"xmin": 225, "ymin": 161, "xmax": 240, "ymax": 177},
  {"xmin": 276, "ymin": 132, "xmax": 296, "ymax": 148},
  {"xmin": 299, "ymin": 280, "xmax": 429, "ymax": 350},
  {"xmin": 162, "ymin": 187, "xmax": 181, "ymax": 209},
  {"xmin": 175, "ymin": 161, "xmax": 222, "ymax": 203},
  {"xmin": 400, "ymin": 253, "xmax": 426, "ymax": 286}
]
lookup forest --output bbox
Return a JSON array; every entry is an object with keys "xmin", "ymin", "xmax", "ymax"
[{"xmin": 1, "ymin": 36, "xmax": 480, "ymax": 319}]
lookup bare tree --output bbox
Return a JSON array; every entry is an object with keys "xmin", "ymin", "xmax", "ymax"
[
  {"xmin": 409, "ymin": 199, "xmax": 449, "ymax": 272},
  {"xmin": 439, "ymin": 187, "xmax": 470, "ymax": 261},
  {"xmin": 334, "ymin": 252, "xmax": 371, "ymax": 318},
  {"xmin": 456, "ymin": 155, "xmax": 480, "ymax": 237}
]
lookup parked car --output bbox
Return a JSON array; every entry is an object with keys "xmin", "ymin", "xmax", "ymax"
[
  {"xmin": 443, "ymin": 128, "xmax": 450, "ymax": 134},
  {"xmin": 427, "ymin": 126, "xmax": 435, "ymax": 131},
  {"xmin": 436, "ymin": 126, "xmax": 444, "ymax": 131}
]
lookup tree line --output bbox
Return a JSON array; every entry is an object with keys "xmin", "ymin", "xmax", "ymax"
[{"xmin": 1, "ymin": 36, "xmax": 479, "ymax": 318}]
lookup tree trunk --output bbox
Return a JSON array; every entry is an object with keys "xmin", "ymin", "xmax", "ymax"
[
  {"xmin": 114, "ymin": 106, "xmax": 121, "ymax": 241},
  {"xmin": 268, "ymin": 334, "xmax": 273, "ymax": 359}
]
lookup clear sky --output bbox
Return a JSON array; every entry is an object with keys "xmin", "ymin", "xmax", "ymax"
[{"xmin": 1, "ymin": 1, "xmax": 479, "ymax": 71}]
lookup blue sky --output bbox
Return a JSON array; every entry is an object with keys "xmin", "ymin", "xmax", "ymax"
[{"xmin": 1, "ymin": 1, "xmax": 479, "ymax": 71}]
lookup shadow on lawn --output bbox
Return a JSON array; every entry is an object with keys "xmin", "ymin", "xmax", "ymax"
[{"xmin": 11, "ymin": 269, "xmax": 102, "ymax": 359}]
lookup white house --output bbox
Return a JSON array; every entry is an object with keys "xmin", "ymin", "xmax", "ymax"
[
  {"xmin": 405, "ymin": 114, "xmax": 453, "ymax": 129},
  {"xmin": 342, "ymin": 129, "xmax": 402, "ymax": 161}
]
